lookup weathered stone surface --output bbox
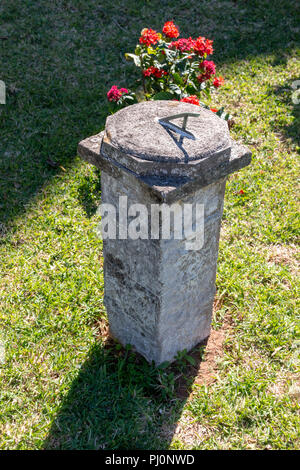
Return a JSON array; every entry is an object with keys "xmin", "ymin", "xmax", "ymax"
[
  {"xmin": 101, "ymin": 168, "xmax": 225, "ymax": 363},
  {"xmin": 104, "ymin": 101, "xmax": 230, "ymax": 163},
  {"xmin": 77, "ymin": 101, "xmax": 251, "ymax": 364},
  {"xmin": 101, "ymin": 101, "xmax": 232, "ymax": 178},
  {"xmin": 78, "ymin": 130, "xmax": 250, "ymax": 203},
  {"xmin": 101, "ymin": 171, "xmax": 226, "ymax": 295}
]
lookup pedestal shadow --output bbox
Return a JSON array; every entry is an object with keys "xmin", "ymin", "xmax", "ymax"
[{"xmin": 43, "ymin": 329, "xmax": 217, "ymax": 450}]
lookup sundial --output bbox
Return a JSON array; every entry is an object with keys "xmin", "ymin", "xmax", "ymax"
[
  {"xmin": 101, "ymin": 100, "xmax": 232, "ymax": 177},
  {"xmin": 157, "ymin": 112, "xmax": 201, "ymax": 162},
  {"xmin": 77, "ymin": 96, "xmax": 252, "ymax": 366},
  {"xmin": 157, "ymin": 112, "xmax": 200, "ymax": 141},
  {"xmin": 79, "ymin": 99, "xmax": 251, "ymax": 197}
]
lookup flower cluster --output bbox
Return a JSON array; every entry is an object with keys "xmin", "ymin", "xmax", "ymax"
[
  {"xmin": 197, "ymin": 60, "xmax": 216, "ymax": 82},
  {"xmin": 213, "ymin": 76, "xmax": 225, "ymax": 88},
  {"xmin": 169, "ymin": 37, "xmax": 195, "ymax": 52},
  {"xmin": 180, "ymin": 95, "xmax": 200, "ymax": 105},
  {"xmin": 169, "ymin": 35, "xmax": 214, "ymax": 57},
  {"xmin": 193, "ymin": 36, "xmax": 214, "ymax": 56},
  {"xmin": 107, "ymin": 20, "xmax": 229, "ymax": 121},
  {"xmin": 143, "ymin": 66, "xmax": 168, "ymax": 78},
  {"xmin": 162, "ymin": 20, "xmax": 179, "ymax": 39},
  {"xmin": 107, "ymin": 85, "xmax": 128, "ymax": 102},
  {"xmin": 139, "ymin": 28, "xmax": 160, "ymax": 47}
]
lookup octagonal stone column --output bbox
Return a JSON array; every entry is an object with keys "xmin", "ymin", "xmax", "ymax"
[{"xmin": 78, "ymin": 101, "xmax": 251, "ymax": 364}]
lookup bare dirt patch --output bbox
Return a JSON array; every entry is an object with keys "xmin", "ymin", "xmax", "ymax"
[
  {"xmin": 175, "ymin": 315, "xmax": 231, "ymax": 400},
  {"xmin": 193, "ymin": 328, "xmax": 225, "ymax": 386}
]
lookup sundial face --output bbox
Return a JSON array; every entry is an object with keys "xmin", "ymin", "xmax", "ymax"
[
  {"xmin": 157, "ymin": 112, "xmax": 200, "ymax": 141},
  {"xmin": 157, "ymin": 112, "xmax": 201, "ymax": 162},
  {"xmin": 105, "ymin": 101, "xmax": 231, "ymax": 163}
]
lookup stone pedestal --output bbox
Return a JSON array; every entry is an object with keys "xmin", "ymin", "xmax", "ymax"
[{"xmin": 78, "ymin": 101, "xmax": 251, "ymax": 364}]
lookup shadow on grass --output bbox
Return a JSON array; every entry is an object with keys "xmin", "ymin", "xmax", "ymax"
[
  {"xmin": 0, "ymin": 0, "xmax": 299, "ymax": 230},
  {"xmin": 272, "ymin": 79, "xmax": 300, "ymax": 148},
  {"xmin": 77, "ymin": 169, "xmax": 102, "ymax": 218},
  {"xmin": 44, "ymin": 332, "xmax": 208, "ymax": 450}
]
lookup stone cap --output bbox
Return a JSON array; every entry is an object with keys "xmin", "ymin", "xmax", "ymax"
[
  {"xmin": 78, "ymin": 120, "xmax": 251, "ymax": 204},
  {"xmin": 101, "ymin": 101, "xmax": 232, "ymax": 178}
]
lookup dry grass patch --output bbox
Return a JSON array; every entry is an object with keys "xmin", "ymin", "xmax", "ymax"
[
  {"xmin": 266, "ymin": 244, "xmax": 299, "ymax": 274},
  {"xmin": 164, "ymin": 410, "xmax": 210, "ymax": 449}
]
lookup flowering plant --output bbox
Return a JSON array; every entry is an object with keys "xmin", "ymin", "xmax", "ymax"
[{"xmin": 107, "ymin": 21, "xmax": 230, "ymax": 121}]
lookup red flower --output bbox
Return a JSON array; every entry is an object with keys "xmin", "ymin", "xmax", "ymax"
[
  {"xmin": 143, "ymin": 66, "xmax": 167, "ymax": 78},
  {"xmin": 162, "ymin": 20, "xmax": 179, "ymax": 39},
  {"xmin": 107, "ymin": 85, "xmax": 128, "ymax": 102},
  {"xmin": 197, "ymin": 74, "xmax": 205, "ymax": 83},
  {"xmin": 180, "ymin": 95, "xmax": 200, "ymax": 105},
  {"xmin": 193, "ymin": 36, "xmax": 214, "ymax": 56},
  {"xmin": 204, "ymin": 39, "xmax": 214, "ymax": 55},
  {"xmin": 139, "ymin": 28, "xmax": 160, "ymax": 47},
  {"xmin": 239, "ymin": 189, "xmax": 245, "ymax": 195},
  {"xmin": 213, "ymin": 76, "xmax": 224, "ymax": 88},
  {"xmin": 210, "ymin": 108, "xmax": 218, "ymax": 112},
  {"xmin": 193, "ymin": 36, "xmax": 205, "ymax": 55},
  {"xmin": 197, "ymin": 60, "xmax": 216, "ymax": 83},
  {"xmin": 169, "ymin": 37, "xmax": 195, "ymax": 52},
  {"xmin": 199, "ymin": 59, "xmax": 216, "ymax": 79}
]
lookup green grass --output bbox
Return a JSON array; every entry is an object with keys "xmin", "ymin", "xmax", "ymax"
[{"xmin": 0, "ymin": 0, "xmax": 299, "ymax": 450}]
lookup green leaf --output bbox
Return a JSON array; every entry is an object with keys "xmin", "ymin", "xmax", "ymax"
[
  {"xmin": 187, "ymin": 80, "xmax": 198, "ymax": 92},
  {"xmin": 202, "ymin": 86, "xmax": 211, "ymax": 98},
  {"xmin": 186, "ymin": 355, "xmax": 196, "ymax": 366},
  {"xmin": 153, "ymin": 59, "xmax": 163, "ymax": 69},
  {"xmin": 176, "ymin": 54, "xmax": 191, "ymax": 64},
  {"xmin": 147, "ymin": 46, "xmax": 157, "ymax": 55},
  {"xmin": 173, "ymin": 72, "xmax": 184, "ymax": 86},
  {"xmin": 169, "ymin": 83, "xmax": 181, "ymax": 95},
  {"xmin": 157, "ymin": 51, "xmax": 167, "ymax": 63},
  {"xmin": 164, "ymin": 48, "xmax": 177, "ymax": 61},
  {"xmin": 157, "ymin": 361, "xmax": 170, "ymax": 370},
  {"xmin": 125, "ymin": 53, "xmax": 141, "ymax": 67},
  {"xmin": 199, "ymin": 101, "xmax": 209, "ymax": 109},
  {"xmin": 152, "ymin": 91, "xmax": 175, "ymax": 100},
  {"xmin": 215, "ymin": 107, "xmax": 231, "ymax": 121}
]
